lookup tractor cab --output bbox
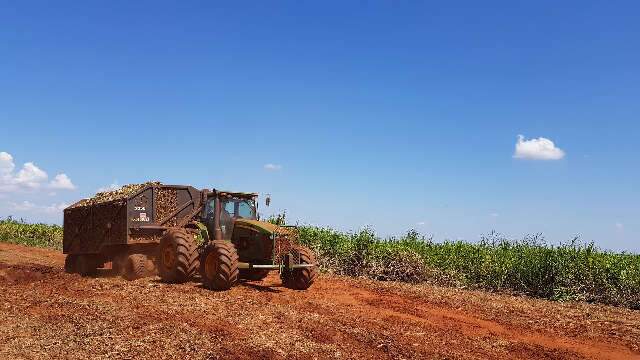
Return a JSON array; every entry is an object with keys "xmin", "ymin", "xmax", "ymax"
[
  {"xmin": 202, "ymin": 190, "xmax": 278, "ymax": 266},
  {"xmin": 202, "ymin": 190, "xmax": 258, "ymax": 241}
]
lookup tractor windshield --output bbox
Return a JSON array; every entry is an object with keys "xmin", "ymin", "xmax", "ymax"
[{"xmin": 221, "ymin": 197, "xmax": 257, "ymax": 220}]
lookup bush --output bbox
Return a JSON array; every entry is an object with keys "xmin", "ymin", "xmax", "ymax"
[
  {"xmin": 299, "ymin": 227, "xmax": 640, "ymax": 309},
  {"xmin": 0, "ymin": 216, "xmax": 63, "ymax": 250}
]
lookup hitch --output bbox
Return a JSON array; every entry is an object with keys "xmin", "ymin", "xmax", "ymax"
[{"xmin": 237, "ymin": 259, "xmax": 316, "ymax": 271}]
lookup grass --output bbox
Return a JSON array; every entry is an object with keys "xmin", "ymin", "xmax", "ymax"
[
  {"xmin": 1, "ymin": 215, "xmax": 638, "ymax": 309},
  {"xmin": 0, "ymin": 216, "xmax": 63, "ymax": 250},
  {"xmin": 298, "ymin": 226, "xmax": 640, "ymax": 309}
]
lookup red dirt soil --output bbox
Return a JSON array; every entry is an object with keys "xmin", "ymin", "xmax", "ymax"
[{"xmin": 1, "ymin": 242, "xmax": 639, "ymax": 360}]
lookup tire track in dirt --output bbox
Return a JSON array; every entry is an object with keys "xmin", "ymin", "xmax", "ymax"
[
  {"xmin": 273, "ymin": 280, "xmax": 639, "ymax": 359},
  {"xmin": 357, "ymin": 291, "xmax": 636, "ymax": 360}
]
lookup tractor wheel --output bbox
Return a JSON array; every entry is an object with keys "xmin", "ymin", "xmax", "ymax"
[
  {"xmin": 199, "ymin": 241, "xmax": 239, "ymax": 290},
  {"xmin": 64, "ymin": 255, "xmax": 77, "ymax": 273},
  {"xmin": 158, "ymin": 228, "xmax": 199, "ymax": 283},
  {"xmin": 75, "ymin": 255, "xmax": 97, "ymax": 276},
  {"xmin": 281, "ymin": 246, "xmax": 317, "ymax": 290},
  {"xmin": 123, "ymin": 254, "xmax": 149, "ymax": 281},
  {"xmin": 239, "ymin": 269, "xmax": 270, "ymax": 281}
]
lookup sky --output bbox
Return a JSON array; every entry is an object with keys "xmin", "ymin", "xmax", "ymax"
[{"xmin": 1, "ymin": 1, "xmax": 638, "ymax": 251}]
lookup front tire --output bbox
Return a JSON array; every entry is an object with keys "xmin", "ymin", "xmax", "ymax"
[
  {"xmin": 199, "ymin": 241, "xmax": 239, "ymax": 290},
  {"xmin": 281, "ymin": 246, "xmax": 317, "ymax": 290},
  {"xmin": 158, "ymin": 228, "xmax": 199, "ymax": 283}
]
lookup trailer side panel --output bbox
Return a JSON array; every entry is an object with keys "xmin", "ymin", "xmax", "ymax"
[{"xmin": 63, "ymin": 184, "xmax": 202, "ymax": 256}]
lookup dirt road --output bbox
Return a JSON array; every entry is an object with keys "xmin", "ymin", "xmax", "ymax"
[{"xmin": 1, "ymin": 242, "xmax": 639, "ymax": 359}]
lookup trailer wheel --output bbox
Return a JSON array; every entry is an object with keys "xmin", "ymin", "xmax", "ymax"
[
  {"xmin": 239, "ymin": 269, "xmax": 270, "ymax": 281},
  {"xmin": 281, "ymin": 246, "xmax": 316, "ymax": 290},
  {"xmin": 64, "ymin": 255, "xmax": 77, "ymax": 273},
  {"xmin": 123, "ymin": 254, "xmax": 149, "ymax": 280},
  {"xmin": 158, "ymin": 228, "xmax": 199, "ymax": 283},
  {"xmin": 75, "ymin": 255, "xmax": 97, "ymax": 276},
  {"xmin": 200, "ymin": 241, "xmax": 239, "ymax": 290}
]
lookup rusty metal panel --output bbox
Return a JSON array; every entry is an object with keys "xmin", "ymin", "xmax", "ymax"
[
  {"xmin": 63, "ymin": 200, "xmax": 127, "ymax": 254},
  {"xmin": 127, "ymin": 187, "xmax": 154, "ymax": 228},
  {"xmin": 176, "ymin": 188, "xmax": 191, "ymax": 217}
]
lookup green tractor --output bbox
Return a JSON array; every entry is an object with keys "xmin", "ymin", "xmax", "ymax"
[{"xmin": 157, "ymin": 190, "xmax": 317, "ymax": 290}]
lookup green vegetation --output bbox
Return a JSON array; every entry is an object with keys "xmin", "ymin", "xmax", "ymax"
[
  {"xmin": 2, "ymin": 215, "xmax": 638, "ymax": 309},
  {"xmin": 0, "ymin": 217, "xmax": 63, "ymax": 250},
  {"xmin": 298, "ymin": 227, "xmax": 640, "ymax": 309}
]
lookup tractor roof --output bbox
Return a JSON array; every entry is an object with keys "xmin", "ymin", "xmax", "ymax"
[{"xmin": 216, "ymin": 190, "xmax": 258, "ymax": 199}]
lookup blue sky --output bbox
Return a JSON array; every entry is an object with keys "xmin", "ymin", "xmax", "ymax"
[{"xmin": 1, "ymin": 1, "xmax": 638, "ymax": 251}]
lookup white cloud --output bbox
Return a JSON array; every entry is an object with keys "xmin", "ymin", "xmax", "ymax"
[
  {"xmin": 264, "ymin": 163, "xmax": 282, "ymax": 171},
  {"xmin": 9, "ymin": 201, "xmax": 69, "ymax": 214},
  {"xmin": 0, "ymin": 152, "xmax": 15, "ymax": 174},
  {"xmin": 416, "ymin": 221, "xmax": 426, "ymax": 226},
  {"xmin": 0, "ymin": 152, "xmax": 16, "ymax": 192},
  {"xmin": 513, "ymin": 135, "xmax": 565, "ymax": 160},
  {"xmin": 97, "ymin": 181, "xmax": 121, "ymax": 193},
  {"xmin": 12, "ymin": 162, "xmax": 47, "ymax": 189},
  {"xmin": 490, "ymin": 213, "xmax": 499, "ymax": 218},
  {"xmin": 49, "ymin": 173, "xmax": 76, "ymax": 190},
  {"xmin": 615, "ymin": 222, "xmax": 624, "ymax": 231},
  {"xmin": 0, "ymin": 151, "xmax": 75, "ymax": 192}
]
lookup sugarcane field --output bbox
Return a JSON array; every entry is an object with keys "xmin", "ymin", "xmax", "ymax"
[{"xmin": 1, "ymin": 2, "xmax": 639, "ymax": 359}]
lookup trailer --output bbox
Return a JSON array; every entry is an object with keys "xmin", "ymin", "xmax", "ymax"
[{"xmin": 63, "ymin": 184, "xmax": 201, "ymax": 278}]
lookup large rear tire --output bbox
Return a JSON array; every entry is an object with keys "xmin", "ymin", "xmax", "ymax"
[
  {"xmin": 199, "ymin": 241, "xmax": 239, "ymax": 290},
  {"xmin": 158, "ymin": 228, "xmax": 199, "ymax": 283},
  {"xmin": 281, "ymin": 246, "xmax": 317, "ymax": 290}
]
